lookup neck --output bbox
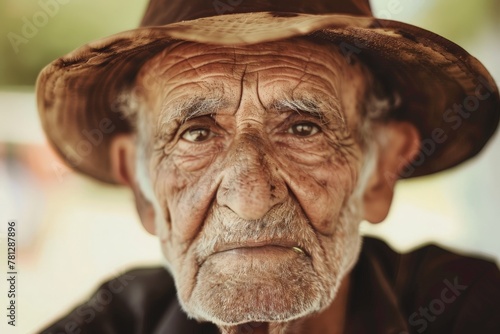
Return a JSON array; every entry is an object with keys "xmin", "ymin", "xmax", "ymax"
[{"xmin": 218, "ymin": 273, "xmax": 351, "ymax": 334}]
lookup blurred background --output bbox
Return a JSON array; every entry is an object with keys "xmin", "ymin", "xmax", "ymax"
[{"xmin": 0, "ymin": 0, "xmax": 499, "ymax": 333}]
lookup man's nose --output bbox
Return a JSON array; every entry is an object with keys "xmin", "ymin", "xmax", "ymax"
[{"xmin": 217, "ymin": 133, "xmax": 287, "ymax": 220}]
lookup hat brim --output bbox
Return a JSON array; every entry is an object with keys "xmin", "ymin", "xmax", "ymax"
[{"xmin": 36, "ymin": 12, "xmax": 500, "ymax": 184}]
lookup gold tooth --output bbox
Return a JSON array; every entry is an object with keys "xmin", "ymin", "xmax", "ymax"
[{"xmin": 292, "ymin": 246, "xmax": 305, "ymax": 255}]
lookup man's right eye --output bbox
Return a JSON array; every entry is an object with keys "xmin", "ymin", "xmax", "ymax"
[{"xmin": 181, "ymin": 127, "xmax": 215, "ymax": 142}]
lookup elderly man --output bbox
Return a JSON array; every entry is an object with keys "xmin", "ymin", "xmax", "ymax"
[{"xmin": 38, "ymin": 0, "xmax": 500, "ymax": 333}]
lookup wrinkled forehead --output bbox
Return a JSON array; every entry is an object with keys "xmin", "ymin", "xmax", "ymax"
[
  {"xmin": 135, "ymin": 38, "xmax": 370, "ymax": 121},
  {"xmin": 140, "ymin": 37, "xmax": 349, "ymax": 71}
]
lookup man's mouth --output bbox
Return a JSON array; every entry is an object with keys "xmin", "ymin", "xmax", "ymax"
[{"xmin": 214, "ymin": 240, "xmax": 309, "ymax": 257}]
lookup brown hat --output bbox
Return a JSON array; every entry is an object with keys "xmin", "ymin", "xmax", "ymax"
[{"xmin": 36, "ymin": 0, "xmax": 500, "ymax": 184}]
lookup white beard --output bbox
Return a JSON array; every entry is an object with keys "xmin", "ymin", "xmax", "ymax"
[{"xmin": 183, "ymin": 195, "xmax": 365, "ymax": 326}]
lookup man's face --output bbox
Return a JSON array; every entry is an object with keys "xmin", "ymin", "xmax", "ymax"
[{"xmin": 135, "ymin": 38, "xmax": 372, "ymax": 325}]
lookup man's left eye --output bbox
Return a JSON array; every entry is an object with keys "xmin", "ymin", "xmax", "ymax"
[
  {"xmin": 287, "ymin": 122, "xmax": 320, "ymax": 137},
  {"xmin": 181, "ymin": 127, "xmax": 216, "ymax": 142}
]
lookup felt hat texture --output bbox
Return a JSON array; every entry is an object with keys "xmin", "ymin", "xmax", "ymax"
[{"xmin": 36, "ymin": 0, "xmax": 500, "ymax": 184}]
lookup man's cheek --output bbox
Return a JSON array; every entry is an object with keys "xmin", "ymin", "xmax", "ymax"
[
  {"xmin": 154, "ymin": 161, "xmax": 195, "ymax": 215},
  {"xmin": 164, "ymin": 177, "xmax": 219, "ymax": 240},
  {"xmin": 295, "ymin": 167, "xmax": 355, "ymax": 234}
]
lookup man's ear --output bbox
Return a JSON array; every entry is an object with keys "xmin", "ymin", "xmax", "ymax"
[
  {"xmin": 362, "ymin": 122, "xmax": 420, "ymax": 223},
  {"xmin": 109, "ymin": 135, "xmax": 156, "ymax": 235}
]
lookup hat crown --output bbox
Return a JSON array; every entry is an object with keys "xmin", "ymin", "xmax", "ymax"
[{"xmin": 140, "ymin": 0, "xmax": 373, "ymax": 26}]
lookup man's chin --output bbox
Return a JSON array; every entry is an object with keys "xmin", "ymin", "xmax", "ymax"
[{"xmin": 180, "ymin": 248, "xmax": 337, "ymax": 325}]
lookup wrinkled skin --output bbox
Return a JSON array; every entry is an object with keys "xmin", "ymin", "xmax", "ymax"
[{"xmin": 131, "ymin": 38, "xmax": 378, "ymax": 333}]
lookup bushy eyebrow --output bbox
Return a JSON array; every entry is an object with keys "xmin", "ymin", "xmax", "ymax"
[
  {"xmin": 271, "ymin": 96, "xmax": 345, "ymax": 125},
  {"xmin": 159, "ymin": 97, "xmax": 225, "ymax": 125}
]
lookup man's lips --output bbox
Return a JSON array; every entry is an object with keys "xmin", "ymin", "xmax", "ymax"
[{"xmin": 214, "ymin": 240, "xmax": 309, "ymax": 257}]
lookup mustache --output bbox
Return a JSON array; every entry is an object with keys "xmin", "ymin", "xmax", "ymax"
[{"xmin": 193, "ymin": 199, "xmax": 319, "ymax": 262}]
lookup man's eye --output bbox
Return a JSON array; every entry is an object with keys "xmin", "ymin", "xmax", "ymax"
[
  {"xmin": 181, "ymin": 127, "xmax": 215, "ymax": 142},
  {"xmin": 287, "ymin": 123, "xmax": 320, "ymax": 137}
]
